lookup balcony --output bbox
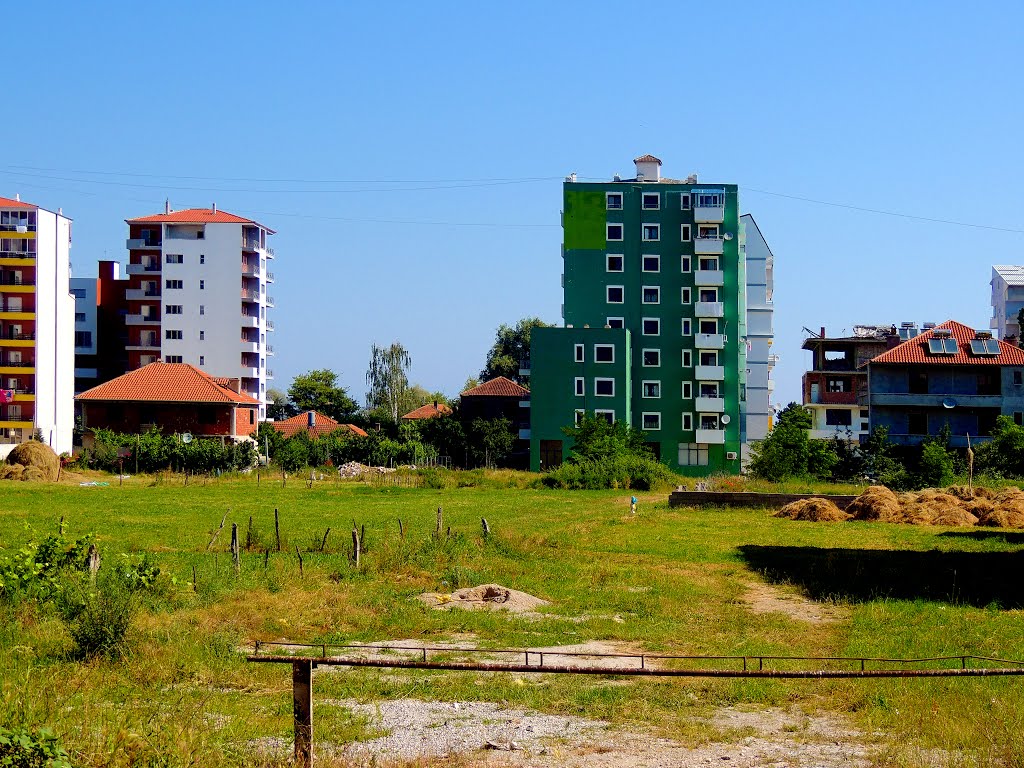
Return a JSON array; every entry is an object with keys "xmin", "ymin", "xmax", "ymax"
[
  {"xmin": 695, "ymin": 301, "xmax": 724, "ymax": 318},
  {"xmin": 125, "ymin": 313, "xmax": 160, "ymax": 325},
  {"xmin": 266, "ymin": 369, "xmax": 274, "ymax": 379},
  {"xmin": 241, "ymin": 315, "xmax": 260, "ymax": 327},
  {"xmin": 519, "ymin": 428, "xmax": 531, "ymax": 440},
  {"xmin": 694, "ymin": 269, "xmax": 724, "ymax": 286},
  {"xmin": 869, "ymin": 393, "xmax": 1003, "ymax": 409},
  {"xmin": 0, "ymin": 277, "xmax": 34, "ymax": 287},
  {"xmin": 126, "ymin": 238, "xmax": 161, "ymax": 250},
  {"xmin": 695, "ymin": 364, "xmax": 725, "ymax": 380},
  {"xmin": 241, "ymin": 263, "xmax": 260, "ymax": 277},
  {"xmin": 266, "ymin": 246, "xmax": 275, "ymax": 258},
  {"xmin": 266, "ymin": 295, "xmax": 275, "ymax": 308},
  {"xmin": 240, "ymin": 367, "xmax": 260, "ymax": 378},
  {"xmin": 241, "ymin": 341, "xmax": 259, "ymax": 354},
  {"xmin": 242, "ymin": 238, "xmax": 261, "ymax": 252},
  {"xmin": 695, "ymin": 237, "xmax": 724, "ymax": 255},
  {"xmin": 695, "ymin": 428, "xmax": 726, "ymax": 444},
  {"xmin": 125, "ymin": 288, "xmax": 160, "ymax": 301},
  {"xmin": 266, "ymin": 271, "xmax": 275, "ymax": 283},
  {"xmin": 694, "ymin": 205, "xmax": 725, "ymax": 224},
  {"xmin": 695, "ymin": 396, "xmax": 725, "ymax": 413},
  {"xmin": 266, "ymin": 319, "xmax": 275, "ymax": 330},
  {"xmin": 695, "ymin": 333, "xmax": 725, "ymax": 349},
  {"xmin": 0, "ymin": 306, "xmax": 33, "ymax": 318},
  {"xmin": 241, "ymin": 289, "xmax": 260, "ymax": 302},
  {"xmin": 820, "ymin": 391, "xmax": 858, "ymax": 405},
  {"xmin": 125, "ymin": 262, "xmax": 160, "ymax": 275},
  {"xmin": 126, "ymin": 338, "xmax": 160, "ymax": 351},
  {"xmin": 266, "ymin": 344, "xmax": 274, "ymax": 355}
]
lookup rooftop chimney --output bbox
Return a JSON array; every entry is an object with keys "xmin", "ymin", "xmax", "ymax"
[
  {"xmin": 212, "ymin": 203, "xmax": 217, "ymax": 214},
  {"xmin": 14, "ymin": 194, "xmax": 19, "ymax": 202},
  {"xmin": 307, "ymin": 411, "xmax": 315, "ymax": 428},
  {"xmin": 164, "ymin": 199, "xmax": 170, "ymax": 215},
  {"xmin": 633, "ymin": 154, "xmax": 662, "ymax": 182},
  {"xmin": 820, "ymin": 326, "xmax": 826, "ymax": 339}
]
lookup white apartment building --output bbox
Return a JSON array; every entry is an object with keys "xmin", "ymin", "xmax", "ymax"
[
  {"xmin": 990, "ymin": 265, "xmax": 1024, "ymax": 340},
  {"xmin": 124, "ymin": 205, "xmax": 275, "ymax": 417},
  {"xmin": 741, "ymin": 214, "xmax": 775, "ymax": 453},
  {"xmin": 0, "ymin": 195, "xmax": 74, "ymax": 455}
]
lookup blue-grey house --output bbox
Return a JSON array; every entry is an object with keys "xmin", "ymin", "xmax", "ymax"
[{"xmin": 866, "ymin": 320, "xmax": 1024, "ymax": 447}]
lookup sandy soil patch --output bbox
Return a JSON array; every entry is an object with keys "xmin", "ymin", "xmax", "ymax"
[
  {"xmin": 417, "ymin": 584, "xmax": 550, "ymax": 616},
  {"xmin": 740, "ymin": 582, "xmax": 849, "ymax": 625}
]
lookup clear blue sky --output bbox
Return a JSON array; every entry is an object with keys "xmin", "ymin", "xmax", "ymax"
[{"xmin": 6, "ymin": 1, "xmax": 1022, "ymax": 408}]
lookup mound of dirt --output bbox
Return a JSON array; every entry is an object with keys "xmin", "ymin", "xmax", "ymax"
[
  {"xmin": 775, "ymin": 498, "xmax": 850, "ymax": 522},
  {"xmin": 7, "ymin": 442, "xmax": 59, "ymax": 481},
  {"xmin": 846, "ymin": 485, "xmax": 904, "ymax": 522},
  {"xmin": 417, "ymin": 583, "xmax": 548, "ymax": 614}
]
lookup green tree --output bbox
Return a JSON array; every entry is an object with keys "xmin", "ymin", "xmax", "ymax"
[
  {"xmin": 561, "ymin": 413, "xmax": 651, "ymax": 463},
  {"xmin": 862, "ymin": 425, "xmax": 910, "ymax": 488},
  {"xmin": 287, "ymin": 370, "xmax": 358, "ymax": 422},
  {"xmin": 266, "ymin": 387, "xmax": 295, "ymax": 421},
  {"xmin": 398, "ymin": 383, "xmax": 448, "ymax": 418},
  {"xmin": 748, "ymin": 403, "xmax": 813, "ymax": 481},
  {"xmin": 974, "ymin": 415, "xmax": 1024, "ymax": 477},
  {"xmin": 469, "ymin": 416, "xmax": 515, "ymax": 466},
  {"xmin": 917, "ymin": 441, "xmax": 955, "ymax": 487},
  {"xmin": 480, "ymin": 317, "xmax": 550, "ymax": 386},
  {"xmin": 366, "ymin": 342, "xmax": 412, "ymax": 422}
]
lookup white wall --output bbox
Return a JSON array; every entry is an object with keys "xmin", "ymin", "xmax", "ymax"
[{"xmin": 741, "ymin": 214, "xmax": 774, "ymax": 443}]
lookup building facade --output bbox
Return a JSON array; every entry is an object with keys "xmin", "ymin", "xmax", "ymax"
[
  {"xmin": 0, "ymin": 195, "xmax": 74, "ymax": 455},
  {"xmin": 866, "ymin": 320, "xmax": 1024, "ymax": 447},
  {"xmin": 71, "ymin": 260, "xmax": 129, "ymax": 394},
  {"xmin": 124, "ymin": 205, "xmax": 275, "ymax": 418},
  {"xmin": 460, "ymin": 376, "xmax": 532, "ymax": 469},
  {"xmin": 529, "ymin": 155, "xmax": 769, "ymax": 475},
  {"xmin": 741, "ymin": 214, "xmax": 775, "ymax": 451},
  {"xmin": 990, "ymin": 265, "xmax": 1024, "ymax": 340}
]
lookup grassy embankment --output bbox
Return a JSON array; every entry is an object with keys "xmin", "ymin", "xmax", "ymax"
[{"xmin": 1, "ymin": 471, "xmax": 1023, "ymax": 766}]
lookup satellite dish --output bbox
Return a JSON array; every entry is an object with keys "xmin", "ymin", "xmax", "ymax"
[
  {"xmin": 181, "ymin": 432, "xmax": 193, "ymax": 444},
  {"xmin": 942, "ymin": 398, "xmax": 957, "ymax": 409},
  {"xmin": 723, "ymin": 232, "xmax": 734, "ymax": 241},
  {"xmin": 721, "ymin": 414, "xmax": 731, "ymax": 424}
]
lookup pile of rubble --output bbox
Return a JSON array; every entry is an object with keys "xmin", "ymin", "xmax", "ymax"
[{"xmin": 336, "ymin": 461, "xmax": 398, "ymax": 478}]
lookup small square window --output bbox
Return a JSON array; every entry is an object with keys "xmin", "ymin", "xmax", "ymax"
[
  {"xmin": 1015, "ymin": 370, "xmax": 1023, "ymax": 386},
  {"xmin": 642, "ymin": 255, "xmax": 660, "ymax": 272},
  {"xmin": 606, "ymin": 254, "xmax": 624, "ymax": 272},
  {"xmin": 607, "ymin": 224, "xmax": 624, "ymax": 241},
  {"xmin": 606, "ymin": 193, "xmax": 623, "ymax": 210},
  {"xmin": 643, "ymin": 349, "xmax": 660, "ymax": 367},
  {"xmin": 575, "ymin": 377, "xmax": 584, "ymax": 396},
  {"xmin": 199, "ymin": 280, "xmax": 205, "ymax": 290},
  {"xmin": 595, "ymin": 409, "xmax": 615, "ymax": 424},
  {"xmin": 642, "ymin": 381, "xmax": 661, "ymax": 398},
  {"xmin": 642, "ymin": 224, "xmax": 660, "ymax": 241},
  {"xmin": 681, "ymin": 193, "xmax": 691, "ymax": 211},
  {"xmin": 700, "ymin": 350, "xmax": 718, "ymax": 366},
  {"xmin": 681, "ymin": 224, "xmax": 691, "ymax": 242},
  {"xmin": 682, "ymin": 319, "xmax": 692, "ymax": 335},
  {"xmin": 642, "ymin": 286, "xmax": 660, "ymax": 304},
  {"xmin": 595, "ymin": 344, "xmax": 615, "ymax": 363},
  {"xmin": 595, "ymin": 378, "xmax": 615, "ymax": 397},
  {"xmin": 642, "ymin": 412, "xmax": 661, "ymax": 430},
  {"xmin": 682, "ymin": 350, "xmax": 693, "ymax": 367},
  {"xmin": 607, "ymin": 286, "xmax": 624, "ymax": 304},
  {"xmin": 642, "ymin": 193, "xmax": 660, "ymax": 210},
  {"xmin": 200, "ymin": 254, "xmax": 205, "ymax": 264},
  {"xmin": 682, "ymin": 381, "xmax": 693, "ymax": 399},
  {"xmin": 699, "ymin": 319, "xmax": 718, "ymax": 334},
  {"xmin": 199, "ymin": 355, "xmax": 205, "ymax": 366},
  {"xmin": 164, "ymin": 329, "xmax": 183, "ymax": 340},
  {"xmin": 199, "ymin": 330, "xmax": 205, "ymax": 341},
  {"xmin": 681, "ymin": 256, "xmax": 691, "ymax": 273},
  {"xmin": 642, "ymin": 318, "xmax": 660, "ymax": 336},
  {"xmin": 574, "ymin": 344, "xmax": 585, "ymax": 362},
  {"xmin": 682, "ymin": 413, "xmax": 693, "ymax": 431},
  {"xmin": 606, "ymin": 317, "xmax": 624, "ymax": 329},
  {"xmin": 199, "ymin": 305, "xmax": 205, "ymax": 315}
]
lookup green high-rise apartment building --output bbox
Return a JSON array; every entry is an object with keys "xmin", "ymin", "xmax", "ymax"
[{"xmin": 529, "ymin": 154, "xmax": 756, "ymax": 475}]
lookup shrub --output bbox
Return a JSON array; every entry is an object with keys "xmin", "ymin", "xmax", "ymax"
[
  {"xmin": 543, "ymin": 454, "xmax": 676, "ymax": 490},
  {"xmin": 0, "ymin": 726, "xmax": 72, "ymax": 768},
  {"xmin": 57, "ymin": 572, "xmax": 136, "ymax": 660}
]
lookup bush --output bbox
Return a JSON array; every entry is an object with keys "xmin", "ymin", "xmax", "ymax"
[
  {"xmin": 0, "ymin": 726, "xmax": 72, "ymax": 768},
  {"xmin": 543, "ymin": 454, "xmax": 677, "ymax": 490},
  {"xmin": 917, "ymin": 441, "xmax": 956, "ymax": 488},
  {"xmin": 57, "ymin": 572, "xmax": 136, "ymax": 659},
  {"xmin": 86, "ymin": 428, "xmax": 256, "ymax": 474}
]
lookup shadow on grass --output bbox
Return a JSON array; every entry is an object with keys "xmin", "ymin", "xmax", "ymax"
[
  {"xmin": 738, "ymin": 545, "xmax": 1024, "ymax": 608},
  {"xmin": 936, "ymin": 530, "xmax": 1024, "ymax": 544}
]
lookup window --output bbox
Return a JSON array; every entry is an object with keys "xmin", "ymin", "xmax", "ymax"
[
  {"xmin": 595, "ymin": 344, "xmax": 614, "ymax": 363},
  {"xmin": 166, "ymin": 355, "xmax": 183, "ymax": 363},
  {"xmin": 642, "ymin": 381, "xmax": 661, "ymax": 398},
  {"xmin": 825, "ymin": 409, "xmax": 853, "ymax": 426},
  {"xmin": 1016, "ymin": 370, "xmax": 1023, "ymax": 387},
  {"xmin": 697, "ymin": 224, "xmax": 719, "ymax": 239},
  {"xmin": 574, "ymin": 409, "xmax": 585, "ymax": 426},
  {"xmin": 642, "ymin": 349, "xmax": 660, "ymax": 367},
  {"xmin": 697, "ymin": 192, "xmax": 724, "ymax": 207},
  {"xmin": 681, "ymin": 287, "xmax": 691, "ymax": 304},
  {"xmin": 682, "ymin": 319, "xmax": 692, "ymax": 336},
  {"xmin": 249, "ymin": 408, "xmax": 254, "ymax": 424},
  {"xmin": 606, "ymin": 317, "xmax": 624, "ymax": 329},
  {"xmin": 165, "ymin": 329, "xmax": 183, "ymax": 340},
  {"xmin": 607, "ymin": 286, "xmax": 624, "ymax": 304},
  {"xmin": 699, "ymin": 319, "xmax": 718, "ymax": 334},
  {"xmin": 196, "ymin": 230, "xmax": 205, "ymax": 239},
  {"xmin": 199, "ymin": 330, "xmax": 205, "ymax": 341},
  {"xmin": 682, "ymin": 350, "xmax": 693, "ymax": 367},
  {"xmin": 166, "ymin": 254, "xmax": 183, "ymax": 264},
  {"xmin": 74, "ymin": 331, "xmax": 92, "ymax": 347},
  {"xmin": 642, "ymin": 224, "xmax": 660, "ymax": 241},
  {"xmin": 199, "ymin": 254, "xmax": 205, "ymax": 264},
  {"xmin": 699, "ymin": 288, "xmax": 718, "ymax": 303},
  {"xmin": 681, "ymin": 255, "xmax": 691, "ymax": 273},
  {"xmin": 606, "ymin": 254, "xmax": 623, "ymax": 272},
  {"xmin": 199, "ymin": 355, "xmax": 205, "ymax": 366},
  {"xmin": 199, "ymin": 305, "xmax": 205, "ymax": 315},
  {"xmin": 679, "ymin": 442, "xmax": 709, "ymax": 467},
  {"xmin": 908, "ymin": 412, "xmax": 927, "ymax": 435},
  {"xmin": 681, "ymin": 224, "xmax": 691, "ymax": 242},
  {"xmin": 698, "ymin": 257, "xmax": 719, "ymax": 271},
  {"xmin": 606, "ymin": 192, "xmax": 623, "ymax": 210},
  {"xmin": 682, "ymin": 381, "xmax": 693, "ymax": 399},
  {"xmin": 199, "ymin": 280, "xmax": 205, "ymax": 290},
  {"xmin": 75, "ymin": 312, "xmax": 86, "ymax": 322},
  {"xmin": 642, "ymin": 413, "xmax": 661, "ymax": 430},
  {"xmin": 699, "ymin": 350, "xmax": 718, "ymax": 366},
  {"xmin": 607, "ymin": 224, "xmax": 623, "ymax": 241},
  {"xmin": 700, "ymin": 414, "xmax": 720, "ymax": 430},
  {"xmin": 594, "ymin": 409, "xmax": 615, "ymax": 424},
  {"xmin": 165, "ymin": 279, "xmax": 183, "ymax": 290},
  {"xmin": 70, "ymin": 288, "xmax": 86, "ymax": 299},
  {"xmin": 1015, "ymin": 412, "xmax": 1024, "ymax": 426},
  {"xmin": 642, "ymin": 193, "xmax": 660, "ymax": 210},
  {"xmin": 642, "ymin": 318, "xmax": 660, "ymax": 336},
  {"xmin": 574, "ymin": 344, "xmax": 584, "ymax": 362},
  {"xmin": 594, "ymin": 378, "xmax": 614, "ymax": 396},
  {"xmin": 642, "ymin": 286, "xmax": 660, "ymax": 304},
  {"xmin": 680, "ymin": 193, "xmax": 691, "ymax": 211},
  {"xmin": 165, "ymin": 305, "xmax": 183, "ymax": 314},
  {"xmin": 682, "ymin": 414, "xmax": 694, "ymax": 431},
  {"xmin": 642, "ymin": 254, "xmax": 660, "ymax": 272},
  {"xmin": 575, "ymin": 377, "xmax": 584, "ymax": 396}
]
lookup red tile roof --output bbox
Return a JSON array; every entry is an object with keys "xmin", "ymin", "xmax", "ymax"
[
  {"xmin": 401, "ymin": 402, "xmax": 452, "ymax": 420},
  {"xmin": 869, "ymin": 320, "xmax": 1024, "ymax": 366},
  {"xmin": 633, "ymin": 154, "xmax": 662, "ymax": 164},
  {"xmin": 126, "ymin": 207, "xmax": 275, "ymax": 233},
  {"xmin": 461, "ymin": 376, "xmax": 529, "ymax": 398},
  {"xmin": 272, "ymin": 411, "xmax": 367, "ymax": 439},
  {"xmin": 76, "ymin": 362, "xmax": 260, "ymax": 404},
  {"xmin": 0, "ymin": 196, "xmax": 35, "ymax": 209}
]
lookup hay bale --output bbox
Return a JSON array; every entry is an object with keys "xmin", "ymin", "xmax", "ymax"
[
  {"xmin": 775, "ymin": 498, "xmax": 850, "ymax": 522},
  {"xmin": 977, "ymin": 509, "xmax": 1024, "ymax": 528},
  {"xmin": 906, "ymin": 493, "xmax": 971, "ymax": 526},
  {"xmin": 7, "ymin": 442, "xmax": 59, "ymax": 481},
  {"xmin": 20, "ymin": 466, "xmax": 45, "ymax": 482},
  {"xmin": 929, "ymin": 508, "xmax": 979, "ymax": 527},
  {"xmin": 847, "ymin": 485, "xmax": 905, "ymax": 522},
  {"xmin": 964, "ymin": 499, "xmax": 995, "ymax": 518},
  {"xmin": 0, "ymin": 463, "xmax": 23, "ymax": 480}
]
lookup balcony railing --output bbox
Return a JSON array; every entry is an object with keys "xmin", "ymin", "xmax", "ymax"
[
  {"xmin": 694, "ymin": 269, "xmax": 724, "ymax": 286},
  {"xmin": 0, "ymin": 277, "xmax": 33, "ymax": 287},
  {"xmin": 693, "ymin": 205, "xmax": 726, "ymax": 224},
  {"xmin": 695, "ymin": 396, "xmax": 725, "ymax": 413},
  {"xmin": 0, "ymin": 333, "xmax": 34, "ymax": 341},
  {"xmin": 0, "ymin": 251, "xmax": 36, "ymax": 259},
  {"xmin": 819, "ymin": 391, "xmax": 858, "ymax": 405},
  {"xmin": 126, "ymin": 262, "xmax": 160, "ymax": 274},
  {"xmin": 695, "ymin": 428, "xmax": 726, "ymax": 444},
  {"xmin": 694, "ymin": 301, "xmax": 725, "ymax": 318},
  {"xmin": 0, "ymin": 224, "xmax": 36, "ymax": 233},
  {"xmin": 266, "ymin": 319, "xmax": 274, "ymax": 330},
  {"xmin": 126, "ymin": 238, "xmax": 162, "ymax": 249},
  {"xmin": 695, "ymin": 364, "xmax": 725, "ymax": 380},
  {"xmin": 242, "ymin": 239, "xmax": 261, "ymax": 251},
  {"xmin": 695, "ymin": 333, "xmax": 725, "ymax": 349},
  {"xmin": 266, "ymin": 344, "xmax": 274, "ymax": 354},
  {"xmin": 266, "ymin": 295, "xmax": 274, "ymax": 307},
  {"xmin": 241, "ymin": 263, "xmax": 260, "ymax": 276},
  {"xmin": 0, "ymin": 361, "xmax": 34, "ymax": 368},
  {"xmin": 694, "ymin": 236, "xmax": 725, "ymax": 255},
  {"xmin": 266, "ymin": 271, "xmax": 275, "ymax": 282},
  {"xmin": 0, "ymin": 305, "xmax": 32, "ymax": 314},
  {"xmin": 241, "ymin": 289, "xmax": 260, "ymax": 301}
]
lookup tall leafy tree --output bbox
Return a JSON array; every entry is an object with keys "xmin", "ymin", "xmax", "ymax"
[
  {"xmin": 266, "ymin": 387, "xmax": 296, "ymax": 421},
  {"xmin": 366, "ymin": 342, "xmax": 412, "ymax": 422},
  {"xmin": 287, "ymin": 370, "xmax": 358, "ymax": 422},
  {"xmin": 480, "ymin": 317, "xmax": 550, "ymax": 386}
]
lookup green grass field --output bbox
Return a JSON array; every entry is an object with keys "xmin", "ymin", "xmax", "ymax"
[{"xmin": 2, "ymin": 473, "xmax": 1024, "ymax": 766}]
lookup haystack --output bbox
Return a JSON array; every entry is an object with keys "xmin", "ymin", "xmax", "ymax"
[
  {"xmin": 0, "ymin": 463, "xmax": 24, "ymax": 481},
  {"xmin": 20, "ymin": 466, "xmax": 45, "ymax": 482},
  {"xmin": 977, "ymin": 509, "xmax": 1024, "ymax": 528},
  {"xmin": 846, "ymin": 485, "xmax": 904, "ymax": 522},
  {"xmin": 775, "ymin": 497, "xmax": 850, "ymax": 522},
  {"xmin": 929, "ymin": 508, "xmax": 979, "ymax": 527},
  {"xmin": 7, "ymin": 442, "xmax": 59, "ymax": 481}
]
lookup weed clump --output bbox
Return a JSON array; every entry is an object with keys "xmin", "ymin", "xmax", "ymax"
[{"xmin": 0, "ymin": 725, "xmax": 72, "ymax": 768}]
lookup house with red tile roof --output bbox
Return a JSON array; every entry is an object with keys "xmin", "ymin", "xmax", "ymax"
[
  {"xmin": 272, "ymin": 411, "xmax": 367, "ymax": 439},
  {"xmin": 401, "ymin": 401, "xmax": 452, "ymax": 421},
  {"xmin": 460, "ymin": 377, "xmax": 531, "ymax": 468},
  {"xmin": 76, "ymin": 362, "xmax": 259, "ymax": 441},
  {"xmin": 866, "ymin": 320, "xmax": 1024, "ymax": 447}
]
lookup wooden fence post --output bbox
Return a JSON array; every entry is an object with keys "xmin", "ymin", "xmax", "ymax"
[
  {"xmin": 275, "ymin": 508, "xmax": 281, "ymax": 552},
  {"xmin": 481, "ymin": 518, "xmax": 490, "ymax": 539},
  {"xmin": 351, "ymin": 527, "xmax": 360, "ymax": 569},
  {"xmin": 319, "ymin": 528, "xmax": 330, "ymax": 552},
  {"xmin": 295, "ymin": 545, "xmax": 303, "ymax": 578},
  {"xmin": 292, "ymin": 660, "xmax": 313, "ymax": 768},
  {"xmin": 435, "ymin": 507, "xmax": 442, "ymax": 537},
  {"xmin": 231, "ymin": 524, "xmax": 240, "ymax": 573}
]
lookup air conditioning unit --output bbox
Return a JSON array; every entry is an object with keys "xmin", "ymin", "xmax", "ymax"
[
  {"xmin": 726, "ymin": 451, "xmax": 738, "ymax": 460},
  {"xmin": 15, "ymin": 225, "xmax": 27, "ymax": 234},
  {"xmin": 723, "ymin": 335, "xmax": 728, "ymax": 342}
]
